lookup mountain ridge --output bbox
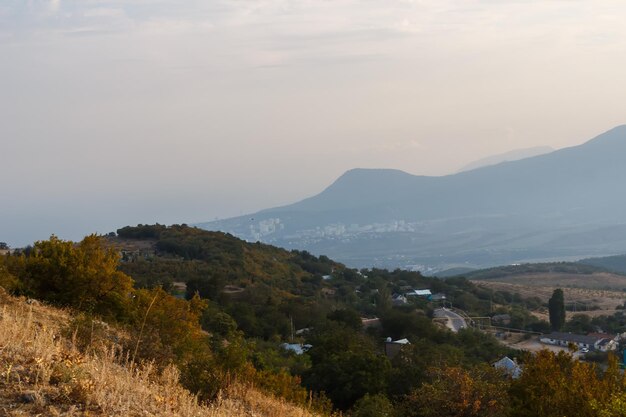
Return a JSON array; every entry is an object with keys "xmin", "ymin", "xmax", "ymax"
[
  {"xmin": 457, "ymin": 146, "xmax": 554, "ymax": 173},
  {"xmin": 198, "ymin": 125, "xmax": 626, "ymax": 270}
]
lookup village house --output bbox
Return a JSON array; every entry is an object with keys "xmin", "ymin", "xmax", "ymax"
[
  {"xmin": 405, "ymin": 289, "xmax": 432, "ymax": 298},
  {"xmin": 392, "ymin": 294, "xmax": 408, "ymax": 306},
  {"xmin": 384, "ymin": 337, "xmax": 410, "ymax": 359},
  {"xmin": 539, "ymin": 332, "xmax": 615, "ymax": 351},
  {"xmin": 587, "ymin": 333, "xmax": 619, "ymax": 352},
  {"xmin": 493, "ymin": 356, "xmax": 522, "ymax": 379},
  {"xmin": 491, "ymin": 314, "xmax": 512, "ymax": 326},
  {"xmin": 279, "ymin": 343, "xmax": 312, "ymax": 355},
  {"xmin": 428, "ymin": 293, "xmax": 447, "ymax": 302}
]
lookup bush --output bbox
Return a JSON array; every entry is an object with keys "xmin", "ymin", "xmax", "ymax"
[{"xmin": 351, "ymin": 393, "xmax": 394, "ymax": 417}]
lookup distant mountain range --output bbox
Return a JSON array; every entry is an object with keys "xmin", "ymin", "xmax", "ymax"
[
  {"xmin": 198, "ymin": 126, "xmax": 626, "ymax": 271},
  {"xmin": 457, "ymin": 146, "xmax": 554, "ymax": 173}
]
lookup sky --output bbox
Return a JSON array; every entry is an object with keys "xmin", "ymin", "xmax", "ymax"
[{"xmin": 1, "ymin": 0, "xmax": 626, "ymax": 246}]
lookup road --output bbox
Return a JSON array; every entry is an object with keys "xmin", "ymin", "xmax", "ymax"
[
  {"xmin": 506, "ymin": 337, "xmax": 584, "ymax": 359},
  {"xmin": 433, "ymin": 308, "xmax": 468, "ymax": 332}
]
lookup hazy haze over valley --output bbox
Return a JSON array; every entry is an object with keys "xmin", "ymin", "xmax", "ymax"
[{"xmin": 2, "ymin": 0, "xmax": 626, "ymax": 248}]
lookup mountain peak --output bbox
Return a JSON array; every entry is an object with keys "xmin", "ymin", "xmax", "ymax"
[
  {"xmin": 584, "ymin": 124, "xmax": 626, "ymax": 146},
  {"xmin": 334, "ymin": 167, "xmax": 413, "ymax": 181},
  {"xmin": 326, "ymin": 168, "xmax": 416, "ymax": 193}
]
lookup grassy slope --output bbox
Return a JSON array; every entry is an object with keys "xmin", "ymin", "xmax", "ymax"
[
  {"xmin": 0, "ymin": 289, "xmax": 320, "ymax": 417},
  {"xmin": 460, "ymin": 262, "xmax": 626, "ymax": 292}
]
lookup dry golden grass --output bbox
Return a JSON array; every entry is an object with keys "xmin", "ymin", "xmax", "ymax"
[
  {"xmin": 475, "ymin": 280, "xmax": 626, "ymax": 321},
  {"xmin": 474, "ymin": 272, "xmax": 626, "ymax": 291},
  {"xmin": 0, "ymin": 290, "xmax": 321, "ymax": 417}
]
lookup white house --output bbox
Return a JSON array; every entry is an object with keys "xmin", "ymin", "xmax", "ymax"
[
  {"xmin": 405, "ymin": 289, "xmax": 432, "ymax": 298},
  {"xmin": 539, "ymin": 332, "xmax": 607, "ymax": 351},
  {"xmin": 392, "ymin": 294, "xmax": 408, "ymax": 305},
  {"xmin": 384, "ymin": 337, "xmax": 410, "ymax": 359},
  {"xmin": 493, "ymin": 356, "xmax": 522, "ymax": 379},
  {"xmin": 280, "ymin": 343, "xmax": 312, "ymax": 355},
  {"xmin": 587, "ymin": 333, "xmax": 618, "ymax": 352}
]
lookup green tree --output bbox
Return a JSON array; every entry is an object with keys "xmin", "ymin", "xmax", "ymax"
[
  {"xmin": 128, "ymin": 287, "xmax": 209, "ymax": 363},
  {"xmin": 548, "ymin": 288, "xmax": 566, "ymax": 331},
  {"xmin": 0, "ymin": 257, "xmax": 20, "ymax": 293},
  {"xmin": 16, "ymin": 235, "xmax": 134, "ymax": 319},
  {"xmin": 387, "ymin": 341, "xmax": 464, "ymax": 398},
  {"xmin": 563, "ymin": 313, "xmax": 593, "ymax": 334},
  {"xmin": 185, "ymin": 275, "xmax": 226, "ymax": 301},
  {"xmin": 304, "ymin": 324, "xmax": 391, "ymax": 409},
  {"xmin": 201, "ymin": 305, "xmax": 238, "ymax": 337},
  {"xmin": 351, "ymin": 393, "xmax": 395, "ymax": 417},
  {"xmin": 327, "ymin": 308, "xmax": 363, "ymax": 330}
]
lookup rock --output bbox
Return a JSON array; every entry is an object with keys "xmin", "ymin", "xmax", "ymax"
[{"xmin": 19, "ymin": 391, "xmax": 37, "ymax": 403}]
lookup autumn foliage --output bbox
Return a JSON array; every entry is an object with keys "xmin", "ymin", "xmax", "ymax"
[
  {"xmin": 403, "ymin": 365, "xmax": 509, "ymax": 417},
  {"xmin": 6, "ymin": 235, "xmax": 134, "ymax": 319},
  {"xmin": 5, "ymin": 230, "xmax": 626, "ymax": 416},
  {"xmin": 510, "ymin": 350, "xmax": 626, "ymax": 417},
  {"xmin": 0, "ymin": 235, "xmax": 330, "ymax": 413}
]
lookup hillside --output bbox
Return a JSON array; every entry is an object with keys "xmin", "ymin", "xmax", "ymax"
[
  {"xmin": 0, "ymin": 226, "xmax": 529, "ymax": 413},
  {"xmin": 580, "ymin": 254, "xmax": 626, "ymax": 275},
  {"xmin": 113, "ymin": 224, "xmax": 342, "ymax": 296},
  {"xmin": 461, "ymin": 262, "xmax": 626, "ymax": 320},
  {"xmin": 198, "ymin": 125, "xmax": 626, "ymax": 270},
  {"xmin": 0, "ymin": 289, "xmax": 319, "ymax": 417},
  {"xmin": 109, "ymin": 225, "xmax": 351, "ymax": 341},
  {"xmin": 459, "ymin": 262, "xmax": 613, "ymax": 281},
  {"xmin": 460, "ymin": 261, "xmax": 626, "ymax": 292},
  {"xmin": 6, "ymin": 227, "xmax": 626, "ymax": 415}
]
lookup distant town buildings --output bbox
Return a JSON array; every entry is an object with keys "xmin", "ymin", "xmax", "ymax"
[{"xmin": 243, "ymin": 218, "xmax": 424, "ymax": 243}]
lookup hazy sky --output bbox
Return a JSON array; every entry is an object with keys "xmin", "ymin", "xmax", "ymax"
[{"xmin": 2, "ymin": 0, "xmax": 626, "ymax": 246}]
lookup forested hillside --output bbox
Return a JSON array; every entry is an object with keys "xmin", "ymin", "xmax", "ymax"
[
  {"xmin": 580, "ymin": 254, "xmax": 626, "ymax": 275},
  {"xmin": 460, "ymin": 262, "xmax": 613, "ymax": 280},
  {"xmin": 3, "ymin": 225, "xmax": 626, "ymax": 416}
]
